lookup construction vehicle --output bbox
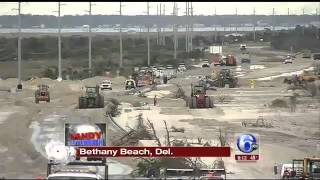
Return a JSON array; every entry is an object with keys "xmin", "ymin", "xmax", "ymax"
[
  {"xmin": 302, "ymin": 49, "xmax": 311, "ymax": 58},
  {"xmin": 78, "ymin": 85, "xmax": 104, "ymax": 109},
  {"xmin": 178, "ymin": 63, "xmax": 187, "ymax": 72},
  {"xmin": 34, "ymin": 84, "xmax": 50, "ymax": 103},
  {"xmin": 240, "ymin": 52, "xmax": 251, "ymax": 63},
  {"xmin": 225, "ymin": 55, "xmax": 237, "ymax": 66},
  {"xmin": 240, "ymin": 44, "xmax": 247, "ymax": 52},
  {"xmin": 187, "ymin": 83, "xmax": 213, "ymax": 109},
  {"xmin": 125, "ymin": 79, "xmax": 136, "ymax": 90},
  {"xmin": 202, "ymin": 59, "xmax": 210, "ymax": 68},
  {"xmin": 134, "ymin": 70, "xmax": 155, "ymax": 87},
  {"xmin": 313, "ymin": 53, "xmax": 320, "ymax": 60},
  {"xmin": 47, "ymin": 160, "xmax": 107, "ymax": 180},
  {"xmin": 275, "ymin": 158, "xmax": 320, "ymax": 179},
  {"xmin": 209, "ymin": 54, "xmax": 224, "ymax": 66},
  {"xmin": 216, "ymin": 69, "xmax": 238, "ymax": 88}
]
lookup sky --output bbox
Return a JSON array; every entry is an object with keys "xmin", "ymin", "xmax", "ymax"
[{"xmin": 0, "ymin": 2, "xmax": 319, "ymax": 16}]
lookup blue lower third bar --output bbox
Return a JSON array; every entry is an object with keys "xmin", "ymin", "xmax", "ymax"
[{"xmin": 69, "ymin": 139, "xmax": 104, "ymax": 146}]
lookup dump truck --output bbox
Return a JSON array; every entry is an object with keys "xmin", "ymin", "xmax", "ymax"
[
  {"xmin": 187, "ymin": 83, "xmax": 213, "ymax": 109},
  {"xmin": 134, "ymin": 70, "xmax": 155, "ymax": 87},
  {"xmin": 35, "ymin": 84, "xmax": 50, "ymax": 103},
  {"xmin": 225, "ymin": 55, "xmax": 237, "ymax": 66},
  {"xmin": 78, "ymin": 85, "xmax": 104, "ymax": 109},
  {"xmin": 209, "ymin": 54, "xmax": 224, "ymax": 66}
]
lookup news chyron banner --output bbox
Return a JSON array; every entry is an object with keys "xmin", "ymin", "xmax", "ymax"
[
  {"xmin": 64, "ymin": 123, "xmax": 231, "ymax": 158},
  {"xmin": 64, "ymin": 123, "xmax": 106, "ymax": 147},
  {"xmin": 76, "ymin": 146, "xmax": 231, "ymax": 158}
]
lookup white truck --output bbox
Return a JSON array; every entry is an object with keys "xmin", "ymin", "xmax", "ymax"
[
  {"xmin": 177, "ymin": 63, "xmax": 187, "ymax": 72},
  {"xmin": 99, "ymin": 80, "xmax": 112, "ymax": 90}
]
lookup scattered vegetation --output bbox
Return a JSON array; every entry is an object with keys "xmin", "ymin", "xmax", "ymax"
[
  {"xmin": 270, "ymin": 98, "xmax": 288, "ymax": 108},
  {"xmin": 105, "ymin": 98, "xmax": 120, "ymax": 117}
]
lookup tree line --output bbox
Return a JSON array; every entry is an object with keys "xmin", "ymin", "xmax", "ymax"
[{"xmin": 0, "ymin": 14, "xmax": 319, "ymax": 28}]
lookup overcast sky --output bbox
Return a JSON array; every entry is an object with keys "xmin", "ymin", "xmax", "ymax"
[{"xmin": 0, "ymin": 2, "xmax": 319, "ymax": 16}]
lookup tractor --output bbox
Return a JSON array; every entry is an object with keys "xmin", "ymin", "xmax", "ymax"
[
  {"xmin": 216, "ymin": 69, "xmax": 238, "ymax": 88},
  {"xmin": 187, "ymin": 84, "xmax": 214, "ymax": 109},
  {"xmin": 35, "ymin": 84, "xmax": 50, "ymax": 104},
  {"xmin": 78, "ymin": 85, "xmax": 104, "ymax": 109}
]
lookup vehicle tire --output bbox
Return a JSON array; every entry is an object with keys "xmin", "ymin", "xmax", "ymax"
[
  {"xmin": 79, "ymin": 97, "xmax": 83, "ymax": 109},
  {"xmin": 99, "ymin": 95, "xmax": 105, "ymax": 108},
  {"xmin": 192, "ymin": 97, "xmax": 197, "ymax": 109},
  {"xmin": 35, "ymin": 98, "xmax": 39, "ymax": 104},
  {"xmin": 209, "ymin": 97, "xmax": 214, "ymax": 108},
  {"xmin": 47, "ymin": 98, "xmax": 50, "ymax": 103},
  {"xmin": 205, "ymin": 96, "xmax": 210, "ymax": 108}
]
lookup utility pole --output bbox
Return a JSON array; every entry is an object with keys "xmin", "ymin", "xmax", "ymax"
[
  {"xmin": 87, "ymin": 2, "xmax": 93, "ymax": 77},
  {"xmin": 235, "ymin": 8, "xmax": 238, "ymax": 33},
  {"xmin": 12, "ymin": 2, "xmax": 23, "ymax": 88},
  {"xmin": 173, "ymin": 2, "xmax": 177, "ymax": 59},
  {"xmin": 190, "ymin": 2, "xmax": 193, "ymax": 51},
  {"xmin": 162, "ymin": 3, "xmax": 166, "ymax": 46},
  {"xmin": 54, "ymin": 2, "xmax": 66, "ymax": 81},
  {"xmin": 253, "ymin": 7, "xmax": 256, "ymax": 41},
  {"xmin": 185, "ymin": 2, "xmax": 188, "ymax": 52},
  {"xmin": 119, "ymin": 2, "xmax": 124, "ymax": 68},
  {"xmin": 147, "ymin": 2, "xmax": 150, "ymax": 66},
  {"xmin": 287, "ymin": 8, "xmax": 290, "ymax": 30},
  {"xmin": 17, "ymin": 2, "xmax": 22, "ymax": 88},
  {"xmin": 159, "ymin": 3, "xmax": 162, "ymax": 46},
  {"xmin": 272, "ymin": 8, "xmax": 275, "ymax": 31},
  {"xmin": 214, "ymin": 7, "xmax": 217, "ymax": 42},
  {"xmin": 157, "ymin": 4, "xmax": 159, "ymax": 45}
]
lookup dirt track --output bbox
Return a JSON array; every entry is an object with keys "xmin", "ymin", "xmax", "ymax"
[{"xmin": 0, "ymin": 44, "xmax": 319, "ymax": 179}]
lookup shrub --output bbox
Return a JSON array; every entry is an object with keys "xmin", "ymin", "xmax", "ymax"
[{"xmin": 270, "ymin": 98, "xmax": 288, "ymax": 108}]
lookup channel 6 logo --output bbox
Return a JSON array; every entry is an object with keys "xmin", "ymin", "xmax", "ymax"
[{"xmin": 236, "ymin": 133, "xmax": 259, "ymax": 153}]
